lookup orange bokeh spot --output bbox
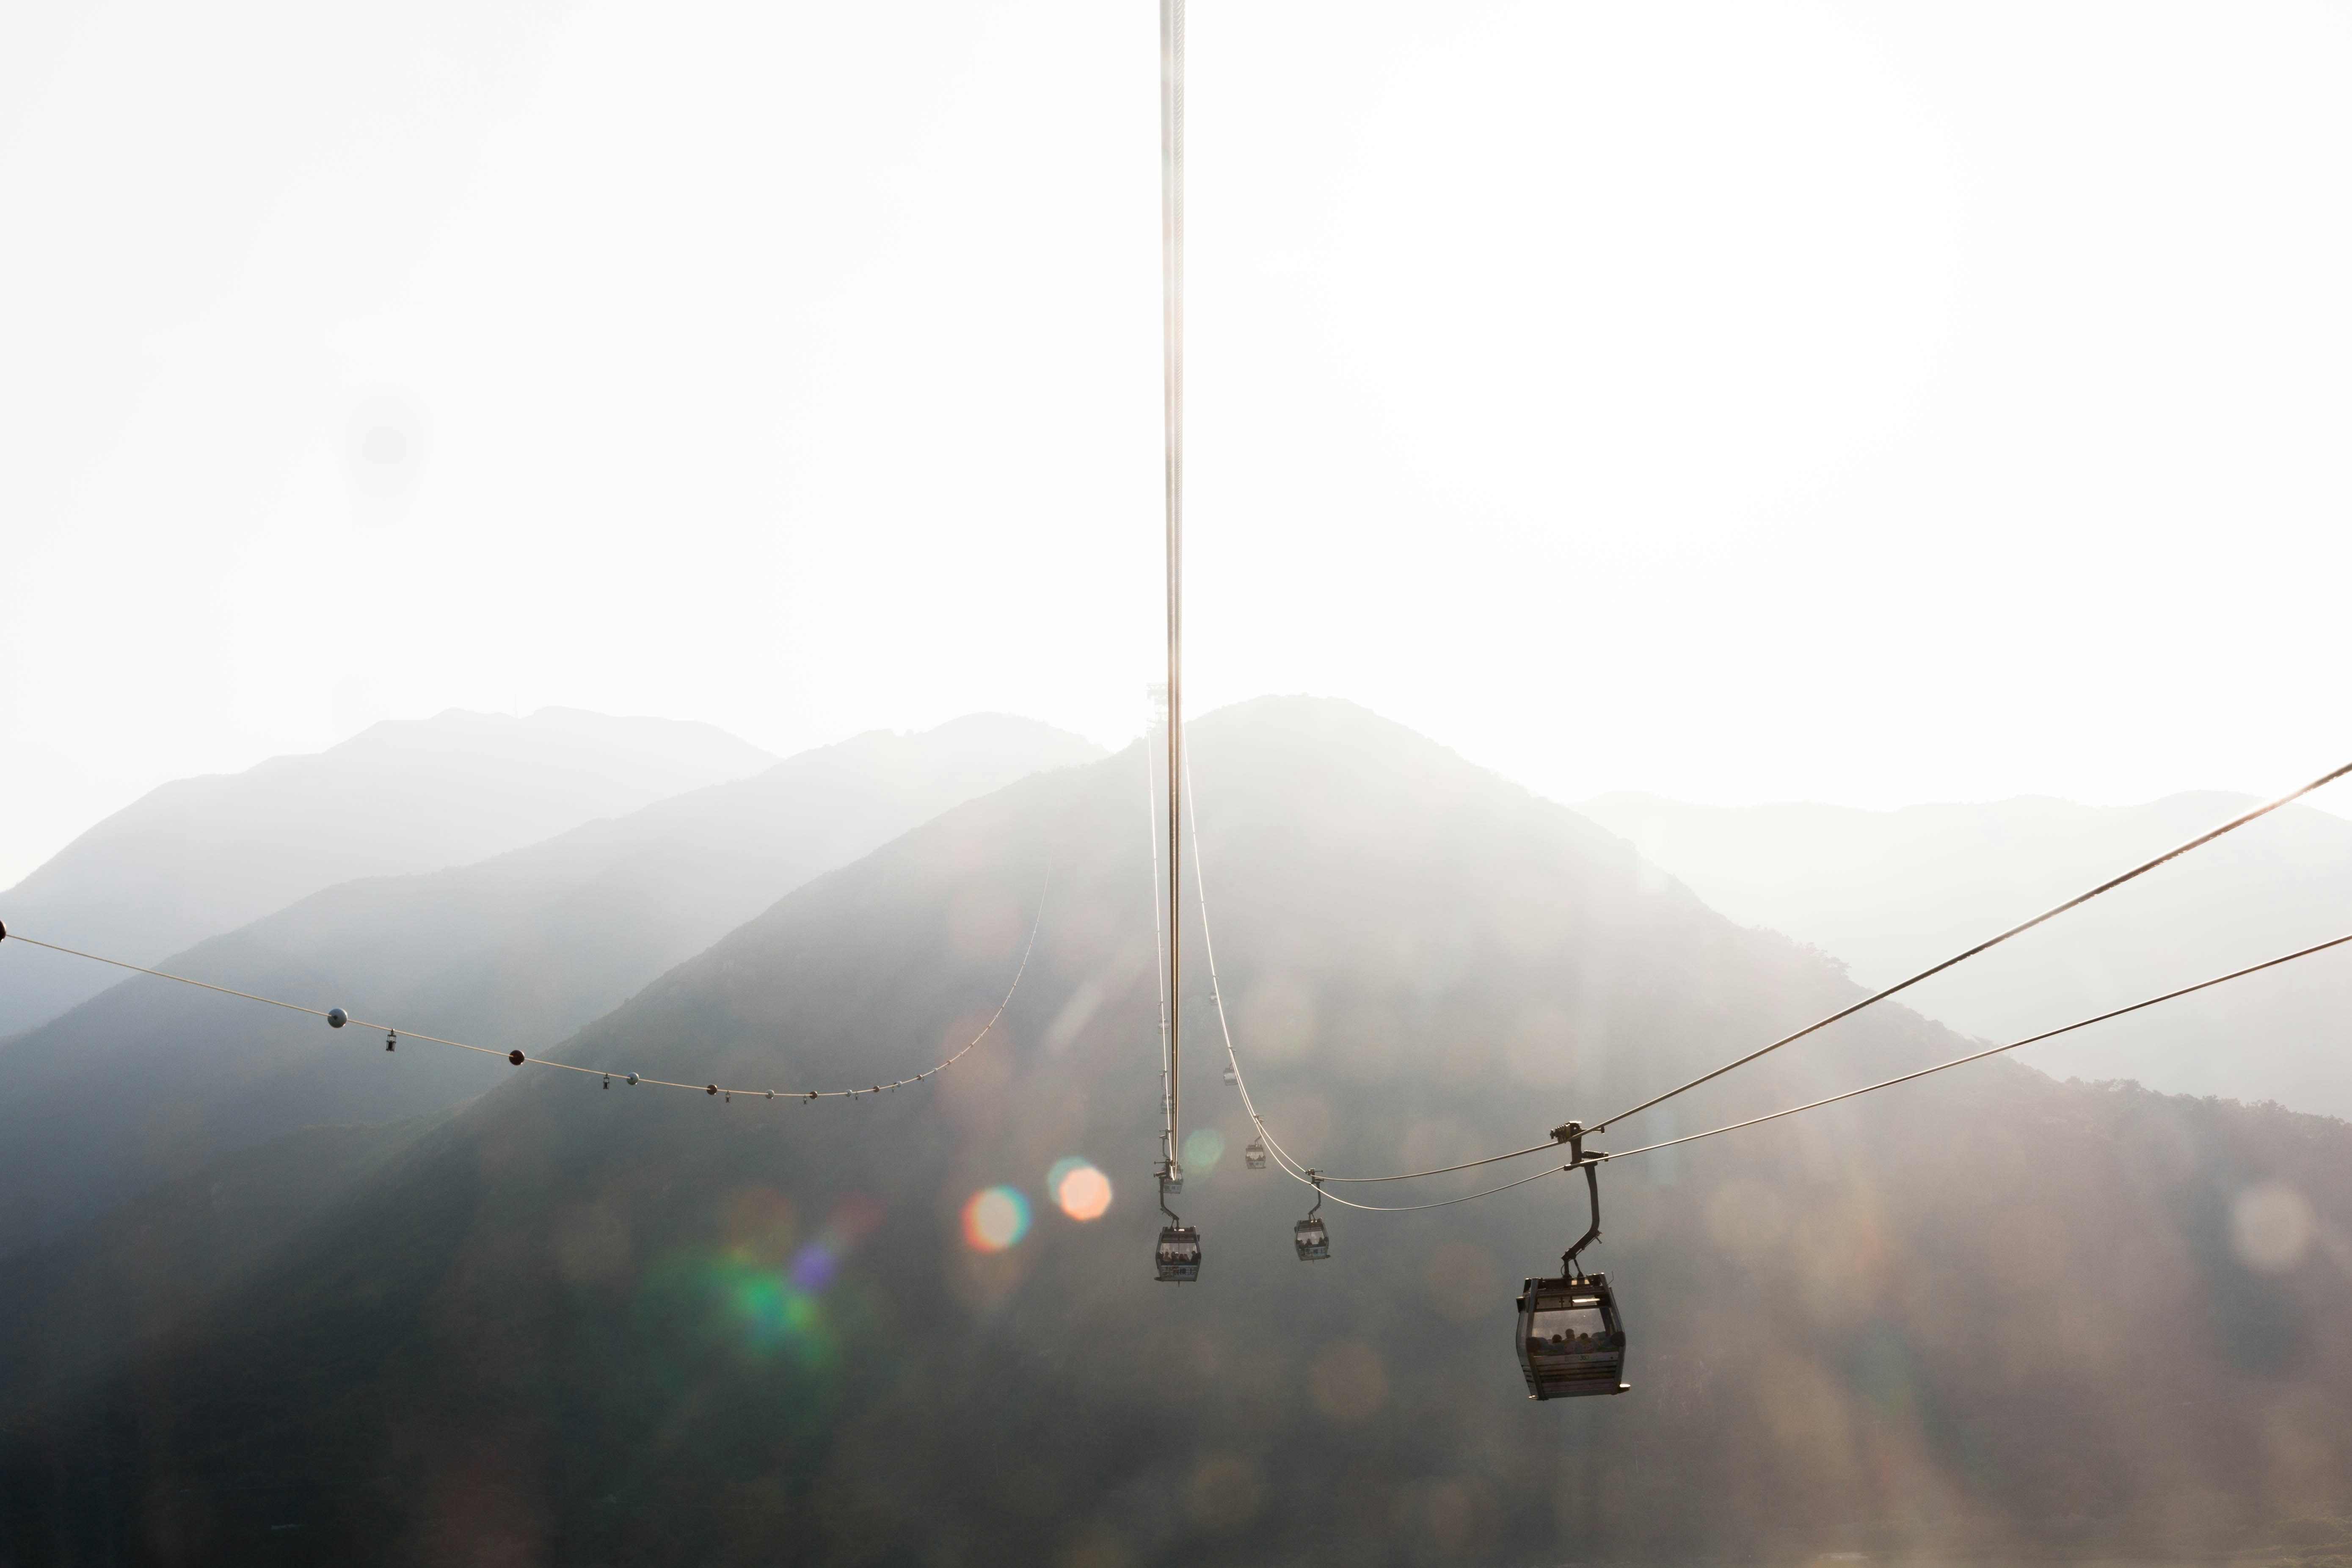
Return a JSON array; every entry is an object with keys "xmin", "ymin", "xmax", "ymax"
[{"xmin": 1055, "ymin": 1163, "xmax": 1113, "ymax": 1221}]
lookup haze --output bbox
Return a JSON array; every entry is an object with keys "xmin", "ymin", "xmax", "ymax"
[
  {"xmin": 10, "ymin": 9, "xmax": 2352, "ymax": 1552},
  {"xmin": 8, "ymin": 0, "xmax": 2352, "ymax": 888}
]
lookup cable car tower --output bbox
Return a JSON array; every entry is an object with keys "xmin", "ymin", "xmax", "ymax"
[{"xmin": 1150, "ymin": 0, "xmax": 1199, "ymax": 1285}]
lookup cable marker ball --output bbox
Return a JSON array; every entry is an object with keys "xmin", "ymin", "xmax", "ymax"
[
  {"xmin": 508, "ymin": 1049, "xmax": 525, "ymax": 1066},
  {"xmin": 0, "ymin": 919, "xmax": 9, "ymax": 941},
  {"xmin": 327, "ymin": 1008, "xmax": 348, "ymax": 1029},
  {"xmin": 706, "ymin": 1083, "xmax": 717, "ymax": 1097},
  {"xmin": 626, "ymin": 1073, "xmax": 638, "ymax": 1086}
]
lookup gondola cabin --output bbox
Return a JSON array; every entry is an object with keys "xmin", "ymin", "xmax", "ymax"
[
  {"xmin": 1243, "ymin": 1139, "xmax": 1267, "ymax": 1170},
  {"xmin": 1515, "ymin": 1270, "xmax": 1628, "ymax": 1399},
  {"xmin": 1155, "ymin": 1225, "xmax": 1202, "ymax": 1282},
  {"xmin": 1293, "ymin": 1216, "xmax": 1330, "ymax": 1262}
]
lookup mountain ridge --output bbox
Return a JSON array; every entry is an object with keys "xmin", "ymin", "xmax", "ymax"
[
  {"xmin": 6, "ymin": 698, "xmax": 2346, "ymax": 1563},
  {"xmin": 0, "ymin": 707, "xmax": 780, "ymax": 1038},
  {"xmin": 0, "ymin": 713, "xmax": 1100, "ymax": 1246},
  {"xmin": 1579, "ymin": 787, "xmax": 2352, "ymax": 1116}
]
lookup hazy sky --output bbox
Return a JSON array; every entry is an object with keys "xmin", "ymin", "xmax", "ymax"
[{"xmin": 6, "ymin": 0, "xmax": 2352, "ymax": 888}]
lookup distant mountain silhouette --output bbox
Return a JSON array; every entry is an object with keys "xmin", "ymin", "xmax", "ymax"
[
  {"xmin": 4, "ymin": 698, "xmax": 2346, "ymax": 1565},
  {"xmin": 0, "ymin": 714, "xmax": 1100, "ymax": 1246},
  {"xmin": 1579, "ymin": 791, "xmax": 2352, "ymax": 1117},
  {"xmin": 0, "ymin": 708, "xmax": 779, "ymax": 1038}
]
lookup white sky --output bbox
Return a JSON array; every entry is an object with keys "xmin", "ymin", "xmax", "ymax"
[{"xmin": 5, "ymin": 0, "xmax": 2351, "ymax": 888}]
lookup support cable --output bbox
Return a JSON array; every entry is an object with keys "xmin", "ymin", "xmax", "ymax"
[
  {"xmin": 1217, "ymin": 923, "xmax": 2352, "ymax": 1212},
  {"xmin": 0, "ymin": 860, "xmax": 1050, "ymax": 1102},
  {"xmin": 1601, "ymin": 929, "xmax": 2352, "ymax": 1165},
  {"xmin": 1158, "ymin": 0, "xmax": 1187, "ymax": 1188},
  {"xmin": 1170, "ymin": 752, "xmax": 2352, "ymax": 1209},
  {"xmin": 1287, "ymin": 758, "xmax": 2352, "ymax": 1185},
  {"xmin": 1145, "ymin": 725, "xmax": 1177, "ymax": 1178},
  {"xmin": 1589, "ymin": 759, "xmax": 2352, "ymax": 1136},
  {"xmin": 1181, "ymin": 758, "xmax": 1581, "ymax": 1214}
]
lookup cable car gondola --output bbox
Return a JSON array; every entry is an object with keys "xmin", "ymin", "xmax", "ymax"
[
  {"xmin": 1293, "ymin": 1174, "xmax": 1330, "ymax": 1261},
  {"xmin": 1155, "ymin": 1167, "xmax": 1201, "ymax": 1282},
  {"xmin": 1517, "ymin": 1124, "xmax": 1627, "ymax": 1399},
  {"xmin": 1243, "ymin": 1138, "xmax": 1267, "ymax": 1170},
  {"xmin": 1222, "ymin": 1062, "xmax": 1237, "ymax": 1086},
  {"xmin": 1155, "ymin": 1224, "xmax": 1201, "ymax": 1281}
]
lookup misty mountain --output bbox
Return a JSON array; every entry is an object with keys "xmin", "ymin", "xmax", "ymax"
[
  {"xmin": 1578, "ymin": 791, "xmax": 2352, "ymax": 1119},
  {"xmin": 0, "ymin": 714, "xmax": 1100, "ymax": 1247},
  {"xmin": 3, "ymin": 697, "xmax": 2346, "ymax": 1566},
  {"xmin": 0, "ymin": 708, "xmax": 778, "ymax": 1039}
]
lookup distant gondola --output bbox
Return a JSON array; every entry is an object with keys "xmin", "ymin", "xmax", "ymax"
[{"xmin": 1294, "ymin": 1175, "xmax": 1330, "ymax": 1261}]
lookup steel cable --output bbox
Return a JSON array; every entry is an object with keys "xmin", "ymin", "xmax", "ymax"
[
  {"xmin": 0, "ymin": 858, "xmax": 1051, "ymax": 1102},
  {"xmin": 1172, "ymin": 753, "xmax": 2352, "ymax": 1204},
  {"xmin": 1181, "ymin": 756, "xmax": 1586, "ymax": 1213},
  {"xmin": 1270, "ymin": 757, "xmax": 2352, "ymax": 1185},
  {"xmin": 1202, "ymin": 919, "xmax": 2352, "ymax": 1213},
  {"xmin": 1145, "ymin": 736, "xmax": 1178, "ymax": 1180},
  {"xmin": 1589, "ymin": 759, "xmax": 2352, "ymax": 1135},
  {"xmin": 1601, "ymin": 929, "xmax": 2352, "ymax": 1164},
  {"xmin": 1158, "ymin": 0, "xmax": 1187, "ymax": 1180}
]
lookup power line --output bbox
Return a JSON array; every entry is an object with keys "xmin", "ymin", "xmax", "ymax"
[
  {"xmin": 0, "ymin": 936, "xmax": 346, "ymax": 1027},
  {"xmin": 0, "ymin": 861, "xmax": 1051, "ymax": 1102}
]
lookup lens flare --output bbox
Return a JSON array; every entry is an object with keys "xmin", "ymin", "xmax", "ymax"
[
  {"xmin": 788, "ymin": 1240, "xmax": 839, "ymax": 1292},
  {"xmin": 656, "ymin": 1192, "xmax": 881, "ymax": 1369},
  {"xmin": 1051, "ymin": 1160, "xmax": 1113, "ymax": 1221},
  {"xmin": 1182, "ymin": 1127, "xmax": 1224, "ymax": 1174},
  {"xmin": 962, "ymin": 1186, "xmax": 1031, "ymax": 1252}
]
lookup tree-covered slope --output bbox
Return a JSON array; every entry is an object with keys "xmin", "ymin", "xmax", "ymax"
[
  {"xmin": 1580, "ymin": 789, "xmax": 2352, "ymax": 1116},
  {"xmin": 0, "ymin": 708, "xmax": 778, "ymax": 1038},
  {"xmin": 0, "ymin": 714, "xmax": 1098, "ymax": 1246},
  {"xmin": 3, "ymin": 698, "xmax": 2345, "ymax": 1567}
]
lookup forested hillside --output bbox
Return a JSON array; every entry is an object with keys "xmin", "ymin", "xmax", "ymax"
[
  {"xmin": 1580, "ymin": 790, "xmax": 2352, "ymax": 1117},
  {"xmin": 0, "ymin": 715, "xmax": 1097, "ymax": 1247},
  {"xmin": 0, "ymin": 709, "xmax": 776, "ymax": 1038},
  {"xmin": 2, "ymin": 699, "xmax": 2346, "ymax": 1567}
]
